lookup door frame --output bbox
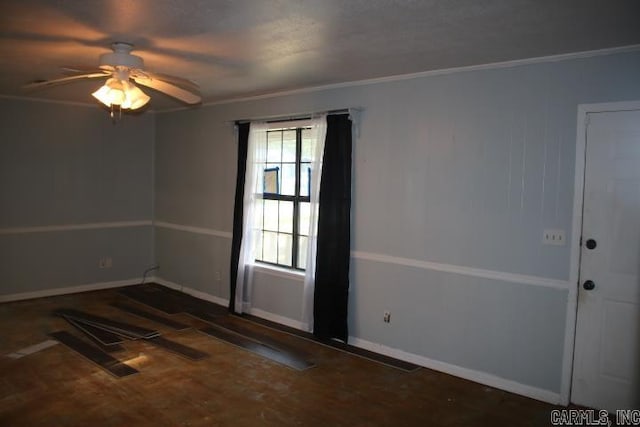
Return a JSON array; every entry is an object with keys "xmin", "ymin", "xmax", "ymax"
[{"xmin": 561, "ymin": 100, "xmax": 640, "ymax": 406}]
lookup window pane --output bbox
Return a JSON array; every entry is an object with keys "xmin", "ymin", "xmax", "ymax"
[
  {"xmin": 254, "ymin": 199, "xmax": 264, "ymax": 230},
  {"xmin": 282, "ymin": 130, "xmax": 296, "ymax": 162},
  {"xmin": 255, "ymin": 126, "xmax": 314, "ymax": 271},
  {"xmin": 254, "ymin": 164, "xmax": 265, "ymax": 192},
  {"xmin": 263, "ymin": 199, "xmax": 278, "ymax": 232},
  {"xmin": 298, "ymin": 235, "xmax": 308, "ymax": 270},
  {"xmin": 279, "ymin": 201, "xmax": 293, "ymax": 233},
  {"xmin": 255, "ymin": 230, "xmax": 263, "ymax": 261},
  {"xmin": 281, "ymin": 164, "xmax": 296, "ymax": 195},
  {"xmin": 278, "ymin": 233, "xmax": 293, "ymax": 267},
  {"xmin": 299, "ymin": 201, "xmax": 310, "ymax": 236},
  {"xmin": 267, "ymin": 131, "xmax": 282, "ymax": 163},
  {"xmin": 300, "ymin": 163, "xmax": 311, "ymax": 197},
  {"xmin": 263, "ymin": 231, "xmax": 278, "ymax": 263},
  {"xmin": 263, "ymin": 166, "xmax": 279, "ymax": 194},
  {"xmin": 301, "ymin": 128, "xmax": 313, "ymax": 162}
]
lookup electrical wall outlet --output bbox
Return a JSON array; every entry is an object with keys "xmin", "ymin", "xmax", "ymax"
[
  {"xmin": 543, "ymin": 229, "xmax": 566, "ymax": 246},
  {"xmin": 383, "ymin": 311, "xmax": 391, "ymax": 323},
  {"xmin": 99, "ymin": 257, "xmax": 112, "ymax": 269},
  {"xmin": 215, "ymin": 271, "xmax": 221, "ymax": 281}
]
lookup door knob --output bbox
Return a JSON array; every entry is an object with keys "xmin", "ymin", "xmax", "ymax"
[
  {"xmin": 585, "ymin": 239, "xmax": 597, "ymax": 250},
  {"xmin": 583, "ymin": 280, "xmax": 595, "ymax": 291}
]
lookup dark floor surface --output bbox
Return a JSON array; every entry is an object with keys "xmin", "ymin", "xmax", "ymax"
[{"xmin": 0, "ymin": 288, "xmax": 565, "ymax": 426}]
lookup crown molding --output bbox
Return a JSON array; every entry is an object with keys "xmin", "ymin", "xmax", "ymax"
[{"xmin": 156, "ymin": 44, "xmax": 640, "ymax": 113}]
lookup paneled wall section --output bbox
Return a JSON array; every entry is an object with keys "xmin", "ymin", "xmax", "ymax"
[
  {"xmin": 0, "ymin": 99, "xmax": 155, "ymax": 297},
  {"xmin": 153, "ymin": 51, "xmax": 640, "ymax": 400}
]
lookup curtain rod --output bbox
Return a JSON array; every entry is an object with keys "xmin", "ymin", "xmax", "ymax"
[{"xmin": 231, "ymin": 108, "xmax": 360, "ymax": 125}]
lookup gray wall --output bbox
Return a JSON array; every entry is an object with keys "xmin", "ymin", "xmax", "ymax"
[
  {"xmin": 153, "ymin": 51, "xmax": 640, "ymax": 395},
  {"xmin": 0, "ymin": 99, "xmax": 155, "ymax": 295}
]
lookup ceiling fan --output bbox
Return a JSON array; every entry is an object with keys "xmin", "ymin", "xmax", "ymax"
[{"xmin": 24, "ymin": 42, "xmax": 201, "ymax": 113}]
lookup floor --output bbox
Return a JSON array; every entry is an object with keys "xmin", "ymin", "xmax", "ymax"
[{"xmin": 0, "ymin": 288, "xmax": 563, "ymax": 426}]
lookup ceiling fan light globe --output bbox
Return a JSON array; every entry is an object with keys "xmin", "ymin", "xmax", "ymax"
[
  {"xmin": 110, "ymin": 89, "xmax": 125, "ymax": 106},
  {"xmin": 92, "ymin": 83, "xmax": 125, "ymax": 107},
  {"xmin": 119, "ymin": 80, "xmax": 150, "ymax": 110},
  {"xmin": 91, "ymin": 84, "xmax": 112, "ymax": 106},
  {"xmin": 105, "ymin": 78, "xmax": 124, "ymax": 91},
  {"xmin": 125, "ymin": 86, "xmax": 150, "ymax": 110}
]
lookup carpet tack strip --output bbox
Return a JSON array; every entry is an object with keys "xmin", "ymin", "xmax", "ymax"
[
  {"xmin": 49, "ymin": 331, "xmax": 138, "ymax": 378},
  {"xmin": 111, "ymin": 302, "xmax": 189, "ymax": 330},
  {"xmin": 199, "ymin": 326, "xmax": 314, "ymax": 371}
]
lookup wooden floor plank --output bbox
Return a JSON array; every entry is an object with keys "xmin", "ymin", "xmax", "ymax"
[
  {"xmin": 63, "ymin": 316, "xmax": 124, "ymax": 346},
  {"xmin": 111, "ymin": 302, "xmax": 190, "ymax": 331},
  {"xmin": 64, "ymin": 318, "xmax": 126, "ymax": 353},
  {"xmin": 199, "ymin": 314, "xmax": 312, "ymax": 360},
  {"xmin": 119, "ymin": 284, "xmax": 229, "ymax": 317},
  {"xmin": 199, "ymin": 326, "xmax": 315, "ymax": 371},
  {"xmin": 149, "ymin": 284, "xmax": 228, "ymax": 316},
  {"xmin": 242, "ymin": 313, "xmax": 421, "ymax": 372},
  {"xmin": 54, "ymin": 308, "xmax": 160, "ymax": 339},
  {"xmin": 145, "ymin": 336, "xmax": 208, "ymax": 361},
  {"xmin": 121, "ymin": 284, "xmax": 419, "ymax": 371},
  {"xmin": 2, "ymin": 289, "xmax": 563, "ymax": 426},
  {"xmin": 118, "ymin": 286, "xmax": 184, "ymax": 314},
  {"xmin": 49, "ymin": 331, "xmax": 138, "ymax": 378}
]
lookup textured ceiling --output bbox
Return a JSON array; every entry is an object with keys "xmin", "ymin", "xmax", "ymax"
[{"xmin": 1, "ymin": 0, "xmax": 639, "ymax": 110}]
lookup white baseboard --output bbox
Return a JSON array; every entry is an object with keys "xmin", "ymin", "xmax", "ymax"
[
  {"xmin": 0, "ymin": 278, "xmax": 141, "ymax": 303},
  {"xmin": 0, "ymin": 274, "xmax": 562, "ymax": 405},
  {"xmin": 231, "ymin": 305, "xmax": 560, "ymax": 404},
  {"xmin": 150, "ymin": 276, "xmax": 181, "ymax": 290},
  {"xmin": 151, "ymin": 277, "xmax": 305, "ymax": 330},
  {"xmin": 348, "ymin": 336, "xmax": 562, "ymax": 405},
  {"xmin": 151, "ymin": 277, "xmax": 229, "ymax": 307},
  {"xmin": 245, "ymin": 307, "xmax": 306, "ymax": 330}
]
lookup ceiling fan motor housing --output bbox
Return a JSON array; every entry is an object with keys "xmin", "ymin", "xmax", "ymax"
[{"xmin": 99, "ymin": 42, "xmax": 144, "ymax": 70}]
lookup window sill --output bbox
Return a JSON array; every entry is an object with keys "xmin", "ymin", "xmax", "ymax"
[{"xmin": 252, "ymin": 263, "xmax": 305, "ymax": 282}]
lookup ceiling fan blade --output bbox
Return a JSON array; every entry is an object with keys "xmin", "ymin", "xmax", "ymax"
[
  {"xmin": 142, "ymin": 71, "xmax": 199, "ymax": 91},
  {"xmin": 23, "ymin": 72, "xmax": 110, "ymax": 89},
  {"xmin": 61, "ymin": 65, "xmax": 109, "ymax": 75},
  {"xmin": 133, "ymin": 76, "xmax": 201, "ymax": 105}
]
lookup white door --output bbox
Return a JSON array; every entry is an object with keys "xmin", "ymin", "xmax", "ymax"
[{"xmin": 572, "ymin": 108, "xmax": 640, "ymax": 411}]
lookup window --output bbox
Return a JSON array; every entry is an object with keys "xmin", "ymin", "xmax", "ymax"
[{"xmin": 254, "ymin": 126, "xmax": 314, "ymax": 270}]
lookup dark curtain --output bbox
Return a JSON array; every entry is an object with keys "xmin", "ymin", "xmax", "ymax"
[
  {"xmin": 229, "ymin": 122, "xmax": 250, "ymax": 313},
  {"xmin": 313, "ymin": 114, "xmax": 352, "ymax": 342}
]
